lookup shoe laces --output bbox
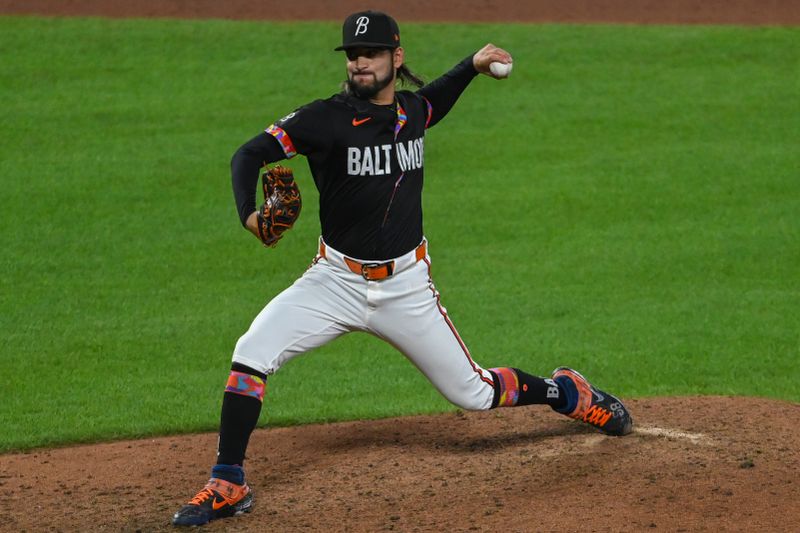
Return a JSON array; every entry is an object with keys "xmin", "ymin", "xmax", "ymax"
[
  {"xmin": 188, "ymin": 487, "xmax": 216, "ymax": 506},
  {"xmin": 583, "ymin": 404, "xmax": 613, "ymax": 427}
]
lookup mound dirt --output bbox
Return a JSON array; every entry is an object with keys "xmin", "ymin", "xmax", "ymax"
[{"xmin": 3, "ymin": 397, "xmax": 799, "ymax": 531}]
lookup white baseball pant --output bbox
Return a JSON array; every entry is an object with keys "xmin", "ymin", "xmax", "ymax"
[{"xmin": 231, "ymin": 238, "xmax": 496, "ymax": 411}]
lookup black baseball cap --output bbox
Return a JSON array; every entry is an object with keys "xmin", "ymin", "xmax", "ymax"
[{"xmin": 334, "ymin": 11, "xmax": 401, "ymax": 51}]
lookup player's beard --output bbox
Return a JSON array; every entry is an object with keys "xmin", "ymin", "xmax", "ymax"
[{"xmin": 346, "ymin": 68, "xmax": 395, "ymax": 100}]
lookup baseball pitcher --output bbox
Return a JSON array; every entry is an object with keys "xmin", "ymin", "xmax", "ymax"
[{"xmin": 173, "ymin": 10, "xmax": 633, "ymax": 527}]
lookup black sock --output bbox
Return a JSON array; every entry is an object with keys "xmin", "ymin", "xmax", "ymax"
[
  {"xmin": 489, "ymin": 367, "xmax": 567, "ymax": 410},
  {"xmin": 216, "ymin": 363, "xmax": 266, "ymax": 466}
]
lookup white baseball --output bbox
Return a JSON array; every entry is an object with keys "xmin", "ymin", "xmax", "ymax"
[{"xmin": 489, "ymin": 61, "xmax": 513, "ymax": 78}]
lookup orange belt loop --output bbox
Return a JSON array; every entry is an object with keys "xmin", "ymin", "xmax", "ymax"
[{"xmin": 415, "ymin": 241, "xmax": 427, "ymax": 262}]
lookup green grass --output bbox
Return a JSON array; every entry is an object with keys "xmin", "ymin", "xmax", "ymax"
[{"xmin": 1, "ymin": 16, "xmax": 798, "ymax": 452}]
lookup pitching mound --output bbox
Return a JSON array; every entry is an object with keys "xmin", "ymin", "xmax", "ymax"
[{"xmin": 3, "ymin": 396, "xmax": 799, "ymax": 531}]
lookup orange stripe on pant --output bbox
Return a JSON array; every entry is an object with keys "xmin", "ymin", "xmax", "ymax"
[{"xmin": 423, "ymin": 257, "xmax": 494, "ymax": 388}]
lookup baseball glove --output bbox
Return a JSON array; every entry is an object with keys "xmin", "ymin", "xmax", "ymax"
[{"xmin": 256, "ymin": 165, "xmax": 302, "ymax": 247}]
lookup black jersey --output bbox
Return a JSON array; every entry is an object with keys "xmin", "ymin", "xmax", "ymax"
[{"xmin": 232, "ymin": 55, "xmax": 478, "ymax": 260}]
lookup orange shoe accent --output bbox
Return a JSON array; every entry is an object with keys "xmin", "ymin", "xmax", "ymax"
[
  {"xmin": 583, "ymin": 405, "xmax": 613, "ymax": 427},
  {"xmin": 187, "ymin": 478, "xmax": 249, "ymax": 507},
  {"xmin": 553, "ymin": 368, "xmax": 592, "ymax": 419},
  {"xmin": 213, "ymin": 498, "xmax": 232, "ymax": 511},
  {"xmin": 189, "ymin": 487, "xmax": 215, "ymax": 506}
]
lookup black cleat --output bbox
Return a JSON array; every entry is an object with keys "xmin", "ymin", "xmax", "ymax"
[
  {"xmin": 552, "ymin": 367, "xmax": 633, "ymax": 436},
  {"xmin": 172, "ymin": 478, "xmax": 253, "ymax": 527}
]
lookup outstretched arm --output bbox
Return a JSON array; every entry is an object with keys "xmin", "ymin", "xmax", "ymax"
[{"xmin": 416, "ymin": 43, "xmax": 513, "ymax": 128}]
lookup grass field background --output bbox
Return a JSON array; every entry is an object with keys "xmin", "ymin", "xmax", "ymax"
[{"xmin": 1, "ymin": 16, "xmax": 798, "ymax": 452}]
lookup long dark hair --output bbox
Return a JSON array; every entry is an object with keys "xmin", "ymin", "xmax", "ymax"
[{"xmin": 397, "ymin": 64, "xmax": 424, "ymax": 88}]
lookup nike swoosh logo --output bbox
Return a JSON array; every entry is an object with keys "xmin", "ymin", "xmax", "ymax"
[
  {"xmin": 212, "ymin": 498, "xmax": 231, "ymax": 510},
  {"xmin": 593, "ymin": 390, "xmax": 605, "ymax": 402},
  {"xmin": 352, "ymin": 117, "xmax": 371, "ymax": 126}
]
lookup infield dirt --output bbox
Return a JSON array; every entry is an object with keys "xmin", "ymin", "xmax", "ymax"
[
  {"xmin": 4, "ymin": 398, "xmax": 799, "ymax": 531},
  {"xmin": 1, "ymin": 1, "xmax": 798, "ymax": 531}
]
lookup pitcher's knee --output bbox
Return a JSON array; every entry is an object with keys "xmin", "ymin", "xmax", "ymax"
[
  {"xmin": 231, "ymin": 353, "xmax": 274, "ymax": 376},
  {"xmin": 443, "ymin": 388, "xmax": 493, "ymax": 411},
  {"xmin": 232, "ymin": 332, "xmax": 284, "ymax": 376}
]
